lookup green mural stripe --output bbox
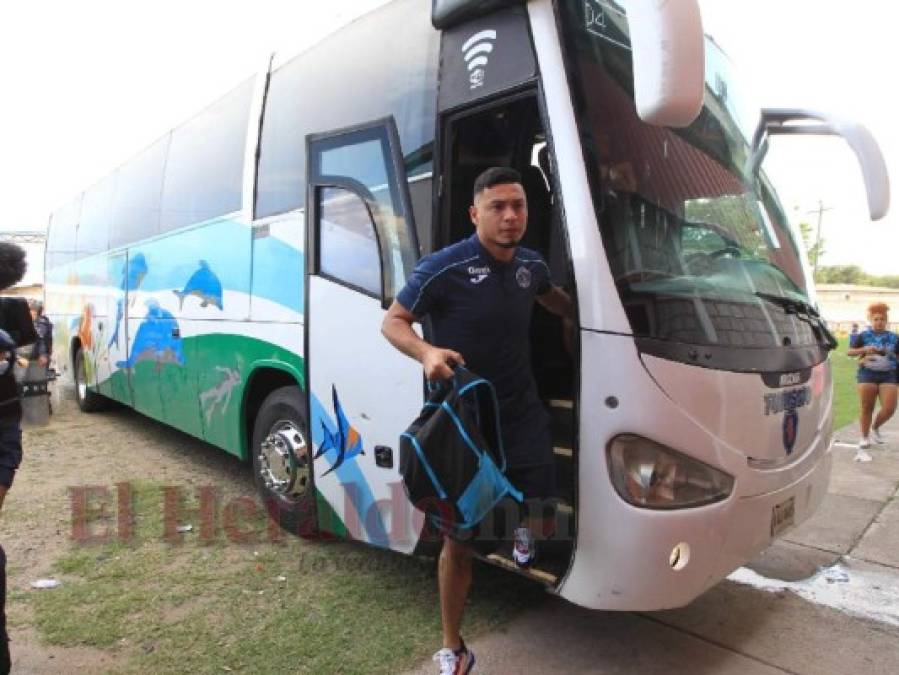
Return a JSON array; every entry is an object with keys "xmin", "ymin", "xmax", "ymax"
[{"xmin": 99, "ymin": 333, "xmax": 304, "ymax": 458}]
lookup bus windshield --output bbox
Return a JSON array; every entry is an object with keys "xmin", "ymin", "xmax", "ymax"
[{"xmin": 558, "ymin": 1, "xmax": 829, "ymax": 365}]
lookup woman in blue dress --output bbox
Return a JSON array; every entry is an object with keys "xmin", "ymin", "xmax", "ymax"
[{"xmin": 847, "ymin": 302, "xmax": 898, "ymax": 451}]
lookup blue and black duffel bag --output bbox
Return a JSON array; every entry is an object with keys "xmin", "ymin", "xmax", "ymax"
[{"xmin": 399, "ymin": 367, "xmax": 523, "ymax": 532}]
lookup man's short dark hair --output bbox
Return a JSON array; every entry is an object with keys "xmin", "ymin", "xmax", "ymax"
[
  {"xmin": 473, "ymin": 167, "xmax": 523, "ymax": 201},
  {"xmin": 0, "ymin": 243, "xmax": 27, "ymax": 291}
]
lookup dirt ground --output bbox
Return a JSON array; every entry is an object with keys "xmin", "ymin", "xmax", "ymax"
[{"xmin": 2, "ymin": 390, "xmax": 257, "ymax": 674}]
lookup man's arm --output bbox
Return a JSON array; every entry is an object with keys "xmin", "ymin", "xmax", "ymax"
[
  {"xmin": 381, "ymin": 301, "xmax": 464, "ymax": 380},
  {"xmin": 537, "ymin": 285, "xmax": 574, "ymax": 319}
]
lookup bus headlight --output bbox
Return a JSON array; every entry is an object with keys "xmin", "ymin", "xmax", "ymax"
[{"xmin": 607, "ymin": 435, "xmax": 734, "ymax": 509}]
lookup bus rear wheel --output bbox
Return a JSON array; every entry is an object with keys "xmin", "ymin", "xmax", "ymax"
[
  {"xmin": 73, "ymin": 347, "xmax": 105, "ymax": 412},
  {"xmin": 251, "ymin": 385, "xmax": 317, "ymax": 537}
]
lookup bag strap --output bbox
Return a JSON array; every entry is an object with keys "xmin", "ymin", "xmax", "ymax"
[
  {"xmin": 401, "ymin": 432, "xmax": 448, "ymax": 499},
  {"xmin": 454, "ymin": 375, "xmax": 508, "ymax": 473}
]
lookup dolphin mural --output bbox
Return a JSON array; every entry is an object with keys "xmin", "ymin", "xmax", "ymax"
[
  {"xmin": 173, "ymin": 260, "xmax": 223, "ymax": 310},
  {"xmin": 123, "ymin": 253, "xmax": 149, "ymax": 292},
  {"xmin": 116, "ymin": 299, "xmax": 185, "ymax": 371},
  {"xmin": 313, "ymin": 386, "xmax": 364, "ymax": 476}
]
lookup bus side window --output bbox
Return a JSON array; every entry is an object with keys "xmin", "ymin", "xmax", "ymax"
[{"xmin": 317, "ymin": 187, "xmax": 382, "ymax": 297}]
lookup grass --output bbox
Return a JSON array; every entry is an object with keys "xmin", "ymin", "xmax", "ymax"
[
  {"xmin": 830, "ymin": 336, "xmax": 861, "ymax": 431},
  {"xmin": 11, "ymin": 482, "xmax": 541, "ymax": 674}
]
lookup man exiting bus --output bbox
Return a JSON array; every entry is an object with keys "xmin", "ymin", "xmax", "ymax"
[{"xmin": 382, "ymin": 167, "xmax": 573, "ymax": 674}]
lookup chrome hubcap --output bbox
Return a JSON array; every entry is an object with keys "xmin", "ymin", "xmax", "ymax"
[
  {"xmin": 258, "ymin": 420, "xmax": 309, "ymax": 498},
  {"xmin": 76, "ymin": 355, "xmax": 87, "ymax": 400}
]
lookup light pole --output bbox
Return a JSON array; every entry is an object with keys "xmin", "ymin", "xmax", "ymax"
[{"xmin": 806, "ymin": 200, "xmax": 833, "ymax": 278}]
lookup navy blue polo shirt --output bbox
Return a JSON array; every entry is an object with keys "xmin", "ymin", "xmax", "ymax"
[{"xmin": 396, "ymin": 233, "xmax": 553, "ymax": 467}]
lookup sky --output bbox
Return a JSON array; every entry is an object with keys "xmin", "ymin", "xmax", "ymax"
[{"xmin": 1, "ymin": 0, "xmax": 896, "ymax": 284}]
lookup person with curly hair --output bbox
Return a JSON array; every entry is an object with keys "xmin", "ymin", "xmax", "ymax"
[{"xmin": 847, "ymin": 302, "xmax": 898, "ymax": 459}]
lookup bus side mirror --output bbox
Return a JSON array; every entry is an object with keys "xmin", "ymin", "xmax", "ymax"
[
  {"xmin": 746, "ymin": 109, "xmax": 891, "ymax": 221},
  {"xmin": 628, "ymin": 0, "xmax": 705, "ymax": 128}
]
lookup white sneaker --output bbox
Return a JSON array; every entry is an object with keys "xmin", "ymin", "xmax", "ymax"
[
  {"xmin": 512, "ymin": 527, "xmax": 535, "ymax": 568},
  {"xmin": 858, "ymin": 437, "xmax": 872, "ymax": 449},
  {"xmin": 872, "ymin": 427, "xmax": 885, "ymax": 444},
  {"xmin": 855, "ymin": 449, "xmax": 873, "ymax": 463},
  {"xmin": 433, "ymin": 642, "xmax": 475, "ymax": 675}
]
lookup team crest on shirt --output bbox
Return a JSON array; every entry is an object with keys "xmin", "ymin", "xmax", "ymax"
[{"xmin": 515, "ymin": 266, "xmax": 531, "ymax": 289}]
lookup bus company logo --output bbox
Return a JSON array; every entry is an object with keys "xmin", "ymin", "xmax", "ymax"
[
  {"xmin": 783, "ymin": 409, "xmax": 799, "ymax": 455},
  {"xmin": 763, "ymin": 386, "xmax": 811, "ymax": 416},
  {"xmin": 462, "ymin": 29, "xmax": 497, "ymax": 90}
]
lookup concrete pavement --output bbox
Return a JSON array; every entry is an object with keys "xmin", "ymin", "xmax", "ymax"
[{"xmin": 405, "ymin": 415, "xmax": 899, "ymax": 674}]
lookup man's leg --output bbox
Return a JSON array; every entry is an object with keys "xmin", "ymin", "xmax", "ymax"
[{"xmin": 439, "ymin": 536, "xmax": 472, "ymax": 650}]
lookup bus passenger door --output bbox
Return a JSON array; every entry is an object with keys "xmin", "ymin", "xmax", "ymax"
[{"xmin": 306, "ymin": 119, "xmax": 424, "ymax": 554}]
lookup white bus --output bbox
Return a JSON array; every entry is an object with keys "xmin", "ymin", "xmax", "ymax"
[{"xmin": 45, "ymin": 0, "xmax": 890, "ymax": 610}]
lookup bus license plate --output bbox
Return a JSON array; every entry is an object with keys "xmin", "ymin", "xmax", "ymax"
[{"xmin": 770, "ymin": 496, "xmax": 795, "ymax": 537}]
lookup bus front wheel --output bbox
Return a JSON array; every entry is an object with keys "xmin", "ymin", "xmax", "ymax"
[
  {"xmin": 251, "ymin": 386, "xmax": 317, "ymax": 537},
  {"xmin": 73, "ymin": 347, "xmax": 105, "ymax": 412}
]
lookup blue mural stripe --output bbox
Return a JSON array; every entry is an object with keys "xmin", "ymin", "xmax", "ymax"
[{"xmin": 67, "ymin": 217, "xmax": 305, "ymax": 316}]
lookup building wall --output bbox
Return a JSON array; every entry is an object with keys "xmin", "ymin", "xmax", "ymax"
[{"xmin": 817, "ymin": 284, "xmax": 899, "ymax": 334}]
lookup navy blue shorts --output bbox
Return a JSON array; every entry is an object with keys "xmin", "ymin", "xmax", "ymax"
[{"xmin": 857, "ymin": 368, "xmax": 897, "ymax": 385}]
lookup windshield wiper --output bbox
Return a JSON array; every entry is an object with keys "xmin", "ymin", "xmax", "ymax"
[{"xmin": 755, "ymin": 292, "xmax": 838, "ymax": 350}]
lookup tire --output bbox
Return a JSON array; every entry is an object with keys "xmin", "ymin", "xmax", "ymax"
[
  {"xmin": 73, "ymin": 347, "xmax": 105, "ymax": 412},
  {"xmin": 251, "ymin": 385, "xmax": 317, "ymax": 537}
]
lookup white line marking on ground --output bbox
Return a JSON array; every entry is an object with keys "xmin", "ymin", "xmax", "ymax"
[{"xmin": 728, "ymin": 560, "xmax": 899, "ymax": 627}]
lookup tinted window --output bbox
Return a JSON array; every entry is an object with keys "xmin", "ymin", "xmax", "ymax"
[
  {"xmin": 256, "ymin": 0, "xmax": 438, "ymax": 218},
  {"xmin": 318, "ymin": 187, "xmax": 381, "ymax": 296},
  {"xmin": 47, "ymin": 196, "xmax": 81, "ymax": 267},
  {"xmin": 160, "ymin": 78, "xmax": 254, "ymax": 231},
  {"xmin": 312, "ymin": 125, "xmax": 416, "ymax": 302},
  {"xmin": 81, "ymin": 172, "xmax": 117, "ymax": 254},
  {"xmin": 110, "ymin": 135, "xmax": 168, "ymax": 248}
]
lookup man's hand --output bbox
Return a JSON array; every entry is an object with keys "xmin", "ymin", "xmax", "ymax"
[
  {"xmin": 38, "ymin": 355, "xmax": 48, "ymax": 367},
  {"xmin": 422, "ymin": 346, "xmax": 465, "ymax": 381},
  {"xmin": 382, "ymin": 301, "xmax": 466, "ymax": 380}
]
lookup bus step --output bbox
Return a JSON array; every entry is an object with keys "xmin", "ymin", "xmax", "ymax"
[
  {"xmin": 548, "ymin": 398, "xmax": 573, "ymax": 410},
  {"xmin": 486, "ymin": 553, "xmax": 559, "ymax": 585}
]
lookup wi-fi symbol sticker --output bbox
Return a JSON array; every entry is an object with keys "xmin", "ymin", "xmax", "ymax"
[{"xmin": 461, "ymin": 29, "xmax": 497, "ymax": 89}]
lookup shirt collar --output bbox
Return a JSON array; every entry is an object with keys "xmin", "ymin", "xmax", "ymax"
[{"xmin": 468, "ymin": 232, "xmax": 516, "ymax": 267}]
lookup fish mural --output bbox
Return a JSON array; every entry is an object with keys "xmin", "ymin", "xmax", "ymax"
[
  {"xmin": 314, "ymin": 386, "xmax": 364, "ymax": 476},
  {"xmin": 199, "ymin": 366, "xmax": 241, "ymax": 425},
  {"xmin": 116, "ymin": 299, "xmax": 185, "ymax": 371},
  {"xmin": 108, "ymin": 298, "xmax": 124, "ymax": 349},
  {"xmin": 173, "ymin": 260, "xmax": 223, "ymax": 310}
]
